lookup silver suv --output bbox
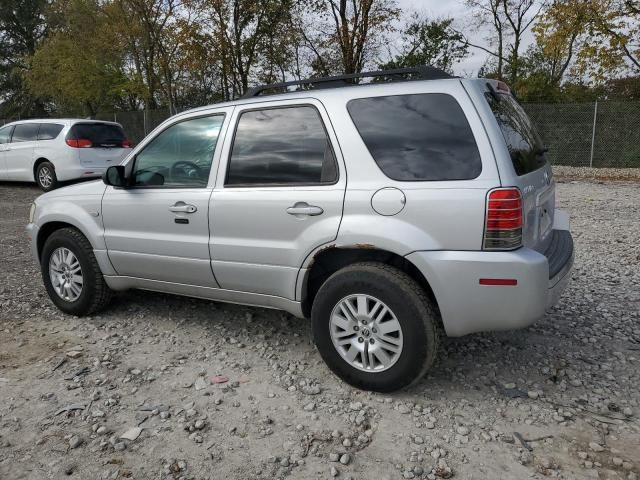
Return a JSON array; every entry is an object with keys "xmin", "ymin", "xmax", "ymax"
[{"xmin": 27, "ymin": 68, "xmax": 574, "ymax": 392}]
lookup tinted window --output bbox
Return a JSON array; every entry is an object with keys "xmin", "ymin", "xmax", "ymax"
[
  {"xmin": 38, "ymin": 123, "xmax": 64, "ymax": 140},
  {"xmin": 11, "ymin": 123, "xmax": 39, "ymax": 143},
  {"xmin": 133, "ymin": 115, "xmax": 224, "ymax": 187},
  {"xmin": 226, "ymin": 106, "xmax": 337, "ymax": 185},
  {"xmin": 0, "ymin": 126, "xmax": 12, "ymax": 144},
  {"xmin": 69, "ymin": 123, "xmax": 126, "ymax": 147},
  {"xmin": 347, "ymin": 94, "xmax": 482, "ymax": 181},
  {"xmin": 485, "ymin": 91, "xmax": 547, "ymax": 176}
]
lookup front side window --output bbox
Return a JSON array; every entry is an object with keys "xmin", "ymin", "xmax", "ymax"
[
  {"xmin": 347, "ymin": 93, "xmax": 482, "ymax": 181},
  {"xmin": 0, "ymin": 126, "xmax": 12, "ymax": 144},
  {"xmin": 133, "ymin": 115, "xmax": 224, "ymax": 187},
  {"xmin": 11, "ymin": 124, "xmax": 39, "ymax": 143},
  {"xmin": 38, "ymin": 123, "xmax": 64, "ymax": 140},
  {"xmin": 226, "ymin": 106, "xmax": 337, "ymax": 186}
]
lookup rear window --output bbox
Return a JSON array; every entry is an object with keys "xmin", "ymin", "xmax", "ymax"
[
  {"xmin": 347, "ymin": 93, "xmax": 482, "ymax": 181},
  {"xmin": 38, "ymin": 123, "xmax": 64, "ymax": 140},
  {"xmin": 485, "ymin": 90, "xmax": 547, "ymax": 176},
  {"xmin": 68, "ymin": 122, "xmax": 126, "ymax": 148},
  {"xmin": 12, "ymin": 123, "xmax": 39, "ymax": 142}
]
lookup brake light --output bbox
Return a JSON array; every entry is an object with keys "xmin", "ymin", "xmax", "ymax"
[
  {"xmin": 121, "ymin": 139, "xmax": 132, "ymax": 148},
  {"xmin": 483, "ymin": 188, "xmax": 523, "ymax": 250},
  {"xmin": 496, "ymin": 81, "xmax": 510, "ymax": 93},
  {"xmin": 66, "ymin": 139, "xmax": 92, "ymax": 148}
]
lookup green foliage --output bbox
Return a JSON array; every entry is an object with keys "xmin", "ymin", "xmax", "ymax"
[
  {"xmin": 379, "ymin": 17, "xmax": 468, "ymax": 74},
  {"xmin": 0, "ymin": 0, "xmax": 49, "ymax": 117}
]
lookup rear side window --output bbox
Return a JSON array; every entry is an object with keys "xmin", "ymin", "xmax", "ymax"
[
  {"xmin": 485, "ymin": 91, "xmax": 546, "ymax": 176},
  {"xmin": 226, "ymin": 106, "xmax": 337, "ymax": 186},
  {"xmin": 68, "ymin": 123, "xmax": 126, "ymax": 148},
  {"xmin": 11, "ymin": 124, "xmax": 39, "ymax": 143},
  {"xmin": 347, "ymin": 93, "xmax": 482, "ymax": 181},
  {"xmin": 38, "ymin": 123, "xmax": 64, "ymax": 140},
  {"xmin": 0, "ymin": 126, "xmax": 12, "ymax": 144}
]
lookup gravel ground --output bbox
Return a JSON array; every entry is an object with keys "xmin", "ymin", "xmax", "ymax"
[
  {"xmin": 1, "ymin": 179, "xmax": 639, "ymax": 480},
  {"xmin": 553, "ymin": 166, "xmax": 640, "ymax": 182}
]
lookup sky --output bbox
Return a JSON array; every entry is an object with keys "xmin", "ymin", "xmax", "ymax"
[{"xmin": 395, "ymin": 0, "xmax": 536, "ymax": 76}]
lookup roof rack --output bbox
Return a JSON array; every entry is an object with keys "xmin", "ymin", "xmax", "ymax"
[{"xmin": 242, "ymin": 65, "xmax": 453, "ymax": 98}]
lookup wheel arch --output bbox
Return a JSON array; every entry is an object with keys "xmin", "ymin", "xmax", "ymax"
[
  {"xmin": 300, "ymin": 246, "xmax": 439, "ymax": 319},
  {"xmin": 33, "ymin": 157, "xmax": 53, "ymax": 181}
]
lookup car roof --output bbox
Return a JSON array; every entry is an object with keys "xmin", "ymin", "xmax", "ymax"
[
  {"xmin": 182, "ymin": 77, "xmax": 487, "ymax": 116},
  {"xmin": 1, "ymin": 119, "xmax": 122, "ymax": 128}
]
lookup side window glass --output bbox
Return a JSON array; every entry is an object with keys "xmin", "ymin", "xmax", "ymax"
[
  {"xmin": 38, "ymin": 124, "xmax": 64, "ymax": 140},
  {"xmin": 11, "ymin": 124, "xmax": 39, "ymax": 143},
  {"xmin": 0, "ymin": 126, "xmax": 12, "ymax": 144},
  {"xmin": 226, "ymin": 105, "xmax": 337, "ymax": 186},
  {"xmin": 133, "ymin": 115, "xmax": 225, "ymax": 187},
  {"xmin": 347, "ymin": 93, "xmax": 482, "ymax": 181}
]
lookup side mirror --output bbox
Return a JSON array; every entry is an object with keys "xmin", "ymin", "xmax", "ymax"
[{"xmin": 103, "ymin": 165, "xmax": 127, "ymax": 187}]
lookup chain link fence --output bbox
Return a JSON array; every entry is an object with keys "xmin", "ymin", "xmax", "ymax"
[{"xmin": 3, "ymin": 101, "xmax": 640, "ymax": 167}]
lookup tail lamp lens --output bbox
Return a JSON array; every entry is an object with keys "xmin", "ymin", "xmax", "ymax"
[{"xmin": 483, "ymin": 188, "xmax": 523, "ymax": 250}]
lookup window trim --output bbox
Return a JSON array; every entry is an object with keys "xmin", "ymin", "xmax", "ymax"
[
  {"xmin": 127, "ymin": 113, "xmax": 227, "ymax": 190},
  {"xmin": 223, "ymin": 103, "xmax": 340, "ymax": 188},
  {"xmin": 37, "ymin": 123, "xmax": 65, "ymax": 141},
  {"xmin": 10, "ymin": 123, "xmax": 40, "ymax": 143},
  {"xmin": 346, "ymin": 92, "xmax": 483, "ymax": 183}
]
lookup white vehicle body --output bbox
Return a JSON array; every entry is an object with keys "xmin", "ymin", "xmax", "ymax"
[{"xmin": 0, "ymin": 119, "xmax": 131, "ymax": 190}]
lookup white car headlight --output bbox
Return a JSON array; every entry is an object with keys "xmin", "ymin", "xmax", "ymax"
[{"xmin": 29, "ymin": 203, "xmax": 37, "ymax": 223}]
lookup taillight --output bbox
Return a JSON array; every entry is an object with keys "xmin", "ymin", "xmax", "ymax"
[
  {"xmin": 121, "ymin": 139, "xmax": 132, "ymax": 148},
  {"xmin": 66, "ymin": 139, "xmax": 92, "ymax": 148},
  {"xmin": 483, "ymin": 187, "xmax": 523, "ymax": 250}
]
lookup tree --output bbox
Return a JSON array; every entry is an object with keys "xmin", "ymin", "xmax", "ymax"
[
  {"xmin": 535, "ymin": 0, "xmax": 640, "ymax": 82},
  {"xmin": 464, "ymin": 0, "xmax": 546, "ymax": 84},
  {"xmin": 0, "ymin": 0, "xmax": 49, "ymax": 117},
  {"xmin": 379, "ymin": 16, "xmax": 468, "ymax": 74},
  {"xmin": 302, "ymin": 0, "xmax": 399, "ymax": 76},
  {"xmin": 191, "ymin": 0, "xmax": 298, "ymax": 99},
  {"xmin": 26, "ymin": 0, "xmax": 131, "ymax": 116}
]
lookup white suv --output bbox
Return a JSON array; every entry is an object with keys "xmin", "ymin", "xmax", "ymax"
[{"xmin": 0, "ymin": 119, "xmax": 132, "ymax": 191}]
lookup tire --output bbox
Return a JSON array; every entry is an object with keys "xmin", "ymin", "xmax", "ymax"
[
  {"xmin": 36, "ymin": 161, "xmax": 58, "ymax": 191},
  {"xmin": 41, "ymin": 227, "xmax": 112, "ymax": 316},
  {"xmin": 311, "ymin": 262, "xmax": 440, "ymax": 392}
]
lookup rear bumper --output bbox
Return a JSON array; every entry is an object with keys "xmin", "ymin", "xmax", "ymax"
[{"xmin": 406, "ymin": 229, "xmax": 574, "ymax": 337}]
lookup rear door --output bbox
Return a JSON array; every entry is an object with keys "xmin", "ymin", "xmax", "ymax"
[
  {"xmin": 5, "ymin": 123, "xmax": 39, "ymax": 181},
  {"xmin": 483, "ymin": 82, "xmax": 555, "ymax": 253},
  {"xmin": 68, "ymin": 122, "xmax": 131, "ymax": 168},
  {"xmin": 209, "ymin": 99, "xmax": 346, "ymax": 299}
]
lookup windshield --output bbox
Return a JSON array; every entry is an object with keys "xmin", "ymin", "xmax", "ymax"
[{"xmin": 485, "ymin": 91, "xmax": 547, "ymax": 176}]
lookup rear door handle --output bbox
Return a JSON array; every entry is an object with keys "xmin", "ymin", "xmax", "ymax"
[
  {"xmin": 286, "ymin": 202, "xmax": 324, "ymax": 216},
  {"xmin": 169, "ymin": 202, "xmax": 197, "ymax": 213}
]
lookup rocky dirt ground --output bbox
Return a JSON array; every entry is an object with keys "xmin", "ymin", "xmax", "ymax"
[{"xmin": 1, "ymin": 178, "xmax": 639, "ymax": 480}]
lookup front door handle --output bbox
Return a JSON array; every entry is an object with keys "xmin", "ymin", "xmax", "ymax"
[
  {"xmin": 286, "ymin": 202, "xmax": 324, "ymax": 216},
  {"xmin": 169, "ymin": 201, "xmax": 197, "ymax": 213}
]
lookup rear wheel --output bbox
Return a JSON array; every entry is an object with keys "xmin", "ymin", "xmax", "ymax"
[
  {"xmin": 311, "ymin": 262, "xmax": 440, "ymax": 392},
  {"xmin": 41, "ymin": 228, "xmax": 112, "ymax": 316},
  {"xmin": 36, "ymin": 161, "xmax": 58, "ymax": 191}
]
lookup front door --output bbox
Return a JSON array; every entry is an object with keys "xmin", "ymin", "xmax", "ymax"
[
  {"xmin": 0, "ymin": 125, "xmax": 12, "ymax": 180},
  {"xmin": 102, "ymin": 110, "xmax": 231, "ymax": 287},
  {"xmin": 5, "ymin": 123, "xmax": 38, "ymax": 181},
  {"xmin": 210, "ymin": 99, "xmax": 346, "ymax": 299}
]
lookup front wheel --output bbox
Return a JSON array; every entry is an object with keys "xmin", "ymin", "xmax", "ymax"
[
  {"xmin": 311, "ymin": 262, "xmax": 440, "ymax": 392},
  {"xmin": 36, "ymin": 161, "xmax": 58, "ymax": 191},
  {"xmin": 41, "ymin": 228, "xmax": 112, "ymax": 316}
]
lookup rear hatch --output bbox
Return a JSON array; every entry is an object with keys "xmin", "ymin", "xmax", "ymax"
[
  {"xmin": 66, "ymin": 122, "xmax": 131, "ymax": 167},
  {"xmin": 484, "ymin": 81, "xmax": 555, "ymax": 254}
]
